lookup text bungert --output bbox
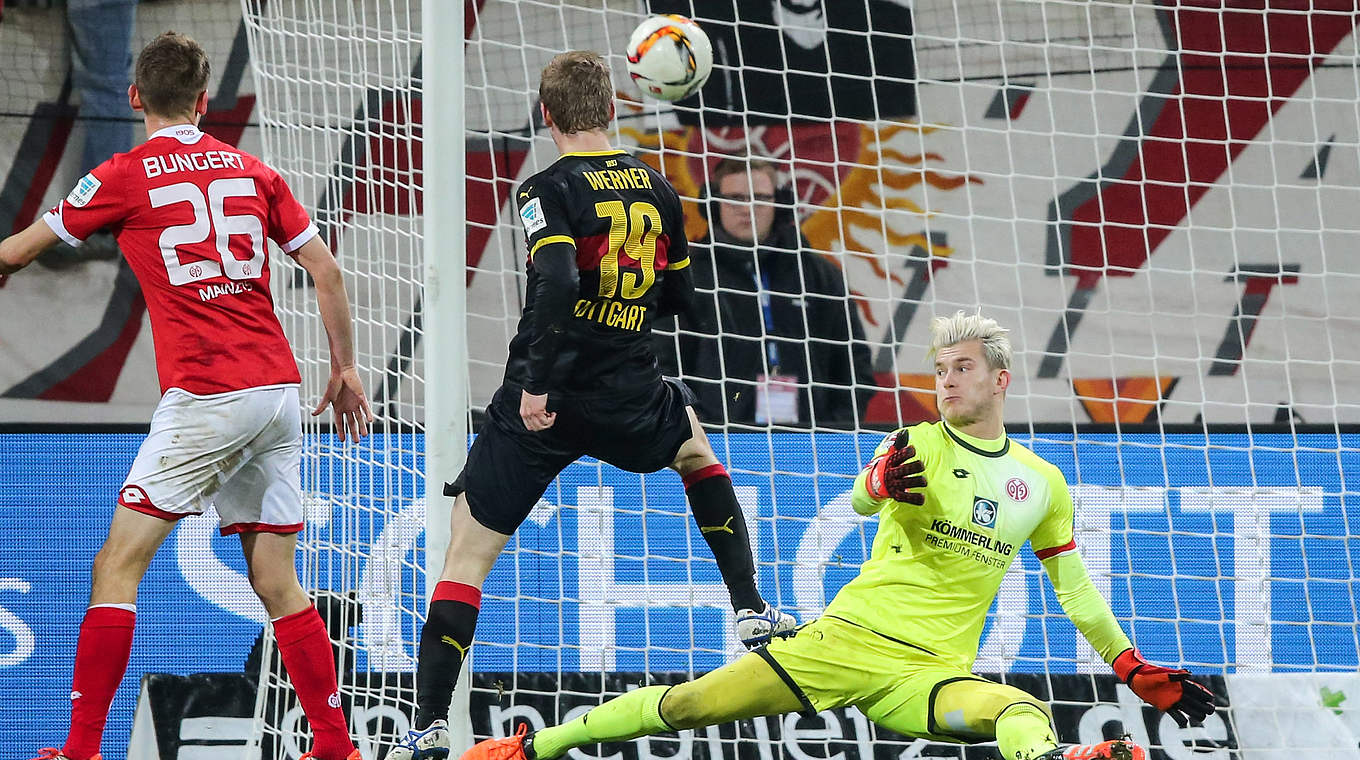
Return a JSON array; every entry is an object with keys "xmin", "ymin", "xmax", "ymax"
[{"xmin": 142, "ymin": 151, "xmax": 246, "ymax": 178}]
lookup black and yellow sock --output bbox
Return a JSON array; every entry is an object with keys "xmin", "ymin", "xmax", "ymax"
[
  {"xmin": 414, "ymin": 581, "xmax": 481, "ymax": 730},
  {"xmin": 682, "ymin": 464, "xmax": 761, "ymax": 611}
]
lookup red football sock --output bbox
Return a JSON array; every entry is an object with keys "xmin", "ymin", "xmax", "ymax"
[
  {"xmin": 273, "ymin": 606, "xmax": 356, "ymax": 760},
  {"xmin": 63, "ymin": 605, "xmax": 135, "ymax": 760}
]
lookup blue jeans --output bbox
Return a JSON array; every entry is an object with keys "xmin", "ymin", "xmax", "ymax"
[{"xmin": 66, "ymin": 0, "xmax": 137, "ymax": 172}]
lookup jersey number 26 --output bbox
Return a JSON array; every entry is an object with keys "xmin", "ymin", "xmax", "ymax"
[{"xmin": 149, "ymin": 178, "xmax": 265, "ymax": 286}]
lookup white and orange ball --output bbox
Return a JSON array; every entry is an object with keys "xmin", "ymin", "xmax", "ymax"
[{"xmin": 625, "ymin": 14, "xmax": 713, "ymax": 102}]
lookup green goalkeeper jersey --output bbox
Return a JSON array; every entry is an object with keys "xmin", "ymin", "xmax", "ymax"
[{"xmin": 828, "ymin": 421, "xmax": 1131, "ymax": 671}]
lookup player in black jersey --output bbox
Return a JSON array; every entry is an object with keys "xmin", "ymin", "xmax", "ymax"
[{"xmin": 390, "ymin": 51, "xmax": 795, "ymax": 760}]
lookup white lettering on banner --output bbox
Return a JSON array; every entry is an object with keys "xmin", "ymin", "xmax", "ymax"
[
  {"xmin": 1179, "ymin": 487, "xmax": 1324, "ymax": 673},
  {"xmin": 576, "ymin": 486, "xmax": 758, "ymax": 669},
  {"xmin": 1075, "ymin": 682, "xmax": 1230, "ymax": 759},
  {"xmin": 0, "ymin": 579, "xmax": 34, "ymax": 668},
  {"xmin": 356, "ymin": 498, "xmax": 424, "ymax": 671},
  {"xmin": 481, "ymin": 702, "xmax": 940, "ymax": 760},
  {"xmin": 1067, "ymin": 486, "xmax": 1165, "ymax": 673},
  {"xmin": 791, "ymin": 490, "xmax": 864, "ymax": 615},
  {"xmin": 1076, "ymin": 684, "xmax": 1152, "ymax": 750},
  {"xmin": 1159, "ymin": 711, "xmax": 1231, "ymax": 760},
  {"xmin": 750, "ymin": 709, "xmax": 776, "ymax": 760},
  {"xmin": 354, "ymin": 704, "xmax": 414, "ymax": 760},
  {"xmin": 973, "ymin": 566, "xmax": 1027, "ymax": 673},
  {"xmin": 175, "ymin": 510, "xmax": 267, "ymax": 623},
  {"xmin": 782, "ymin": 712, "xmax": 844, "ymax": 760},
  {"xmin": 174, "ymin": 490, "xmax": 418, "ymax": 670},
  {"xmin": 279, "ymin": 706, "xmax": 310, "ymax": 760}
]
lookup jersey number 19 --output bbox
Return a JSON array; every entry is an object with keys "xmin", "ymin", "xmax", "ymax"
[{"xmin": 594, "ymin": 199, "xmax": 661, "ymax": 300}]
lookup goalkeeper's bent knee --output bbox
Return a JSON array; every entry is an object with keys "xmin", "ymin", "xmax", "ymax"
[
  {"xmin": 931, "ymin": 679, "xmax": 1052, "ymax": 740},
  {"xmin": 658, "ymin": 682, "xmax": 709, "ymax": 730},
  {"xmin": 994, "ymin": 703, "xmax": 1059, "ymax": 760}
]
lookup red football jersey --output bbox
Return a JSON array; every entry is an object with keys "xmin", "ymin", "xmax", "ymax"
[{"xmin": 44, "ymin": 124, "xmax": 314, "ymax": 396}]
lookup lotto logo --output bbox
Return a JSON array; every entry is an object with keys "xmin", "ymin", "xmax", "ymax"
[
  {"xmin": 120, "ymin": 485, "xmax": 149, "ymax": 504},
  {"xmin": 1006, "ymin": 477, "xmax": 1030, "ymax": 502},
  {"xmin": 328, "ymin": 691, "xmax": 341, "ymax": 708}
]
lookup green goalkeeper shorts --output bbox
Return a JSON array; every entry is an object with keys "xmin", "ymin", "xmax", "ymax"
[{"xmin": 759, "ymin": 615, "xmax": 1008, "ymax": 743}]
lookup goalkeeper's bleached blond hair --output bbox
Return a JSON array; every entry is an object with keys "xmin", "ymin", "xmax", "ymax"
[{"xmin": 928, "ymin": 311, "xmax": 1012, "ymax": 370}]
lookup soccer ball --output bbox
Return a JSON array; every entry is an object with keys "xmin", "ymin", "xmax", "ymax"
[{"xmin": 626, "ymin": 15, "xmax": 713, "ymax": 102}]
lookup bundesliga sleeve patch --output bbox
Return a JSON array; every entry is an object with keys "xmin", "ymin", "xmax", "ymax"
[
  {"xmin": 66, "ymin": 172, "xmax": 102, "ymax": 208},
  {"xmin": 520, "ymin": 196, "xmax": 547, "ymax": 235}
]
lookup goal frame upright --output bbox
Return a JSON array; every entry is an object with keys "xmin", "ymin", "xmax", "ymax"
[{"xmin": 422, "ymin": 0, "xmax": 471, "ymax": 752}]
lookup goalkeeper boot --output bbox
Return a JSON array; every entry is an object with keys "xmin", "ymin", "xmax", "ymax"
[
  {"xmin": 735, "ymin": 603, "xmax": 797, "ymax": 648},
  {"xmin": 460, "ymin": 723, "xmax": 533, "ymax": 760},
  {"xmin": 389, "ymin": 719, "xmax": 451, "ymax": 760},
  {"xmin": 28, "ymin": 750, "xmax": 99, "ymax": 760},
  {"xmin": 1035, "ymin": 738, "xmax": 1147, "ymax": 760}
]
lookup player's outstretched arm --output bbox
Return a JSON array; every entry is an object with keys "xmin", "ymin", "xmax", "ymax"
[
  {"xmin": 0, "ymin": 219, "xmax": 60, "ymax": 275},
  {"xmin": 293, "ymin": 235, "xmax": 373, "ymax": 442},
  {"xmin": 1041, "ymin": 550, "xmax": 1216, "ymax": 727},
  {"xmin": 852, "ymin": 428, "xmax": 926, "ymax": 515}
]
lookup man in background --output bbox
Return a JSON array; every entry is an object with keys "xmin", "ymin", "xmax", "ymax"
[{"xmin": 657, "ymin": 157, "xmax": 876, "ymax": 427}]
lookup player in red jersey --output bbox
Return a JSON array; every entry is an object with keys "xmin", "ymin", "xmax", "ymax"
[{"xmin": 0, "ymin": 32, "xmax": 373, "ymax": 760}]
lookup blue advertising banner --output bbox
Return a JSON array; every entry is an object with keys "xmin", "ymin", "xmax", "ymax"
[{"xmin": 1, "ymin": 432, "xmax": 1355, "ymax": 759}]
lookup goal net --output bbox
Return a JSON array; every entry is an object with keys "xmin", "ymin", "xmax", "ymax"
[{"xmin": 242, "ymin": 1, "xmax": 1360, "ymax": 758}]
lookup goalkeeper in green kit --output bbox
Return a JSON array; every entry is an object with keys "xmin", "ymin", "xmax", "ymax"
[{"xmin": 461, "ymin": 311, "xmax": 1215, "ymax": 760}]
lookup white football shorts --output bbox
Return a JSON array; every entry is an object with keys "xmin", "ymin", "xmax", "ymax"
[{"xmin": 118, "ymin": 384, "xmax": 304, "ymax": 535}]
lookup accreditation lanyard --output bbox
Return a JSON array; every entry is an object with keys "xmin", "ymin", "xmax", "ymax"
[{"xmin": 755, "ymin": 269, "xmax": 781, "ymax": 373}]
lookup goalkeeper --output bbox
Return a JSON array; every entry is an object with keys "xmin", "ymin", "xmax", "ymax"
[{"xmin": 460, "ymin": 311, "xmax": 1215, "ymax": 760}]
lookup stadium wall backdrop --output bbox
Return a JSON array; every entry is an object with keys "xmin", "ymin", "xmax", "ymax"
[{"xmin": 1, "ymin": 2, "xmax": 1357, "ymax": 424}]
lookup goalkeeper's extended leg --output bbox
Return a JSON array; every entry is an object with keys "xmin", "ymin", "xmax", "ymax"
[
  {"xmin": 670, "ymin": 407, "xmax": 795, "ymax": 646},
  {"xmin": 462, "ymin": 652, "xmax": 805, "ymax": 760}
]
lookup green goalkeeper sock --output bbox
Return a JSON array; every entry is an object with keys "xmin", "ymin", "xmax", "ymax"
[
  {"xmin": 994, "ymin": 703, "xmax": 1059, "ymax": 760},
  {"xmin": 531, "ymin": 685, "xmax": 674, "ymax": 760}
]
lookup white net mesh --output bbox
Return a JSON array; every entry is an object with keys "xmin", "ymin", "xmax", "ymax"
[
  {"xmin": 243, "ymin": 1, "xmax": 1360, "ymax": 758},
  {"xmin": 242, "ymin": 4, "xmax": 428, "ymax": 758}
]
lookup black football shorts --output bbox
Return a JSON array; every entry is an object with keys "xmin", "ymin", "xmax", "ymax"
[{"xmin": 445, "ymin": 378, "xmax": 696, "ymax": 534}]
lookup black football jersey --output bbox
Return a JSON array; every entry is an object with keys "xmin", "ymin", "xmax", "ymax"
[{"xmin": 503, "ymin": 149, "xmax": 692, "ymax": 397}]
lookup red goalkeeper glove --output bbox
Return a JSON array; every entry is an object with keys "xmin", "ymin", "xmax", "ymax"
[
  {"xmin": 1112, "ymin": 648, "xmax": 1215, "ymax": 727},
  {"xmin": 865, "ymin": 429, "xmax": 926, "ymax": 505}
]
